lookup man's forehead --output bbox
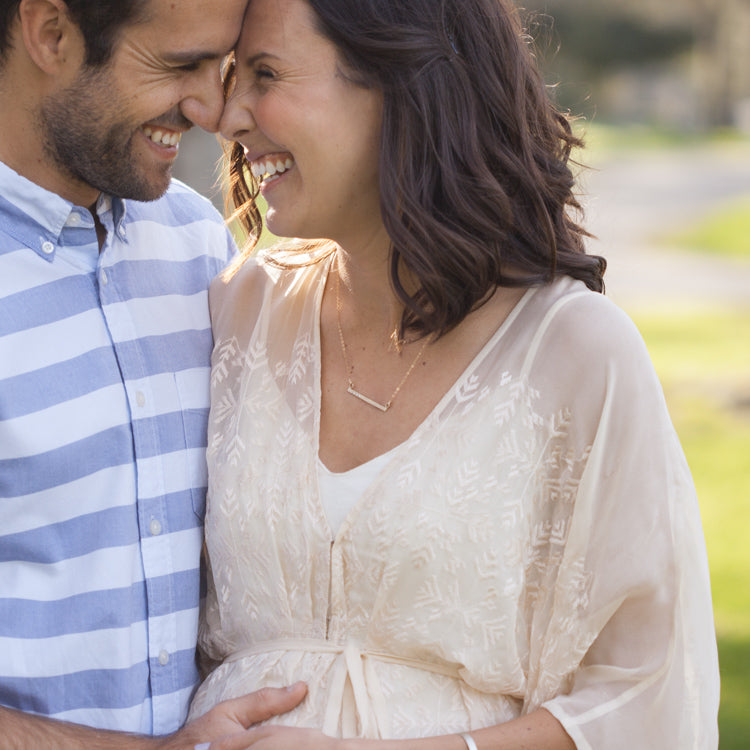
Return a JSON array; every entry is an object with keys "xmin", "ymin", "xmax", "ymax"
[
  {"xmin": 139, "ymin": 0, "xmax": 248, "ymax": 23},
  {"xmin": 127, "ymin": 0, "xmax": 247, "ymax": 48}
]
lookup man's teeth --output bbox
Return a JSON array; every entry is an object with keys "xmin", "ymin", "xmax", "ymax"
[
  {"xmin": 142, "ymin": 127, "xmax": 182, "ymax": 147},
  {"xmin": 250, "ymin": 157, "xmax": 294, "ymax": 181}
]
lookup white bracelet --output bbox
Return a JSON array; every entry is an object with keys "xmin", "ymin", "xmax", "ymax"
[{"xmin": 459, "ymin": 732, "xmax": 478, "ymax": 750}]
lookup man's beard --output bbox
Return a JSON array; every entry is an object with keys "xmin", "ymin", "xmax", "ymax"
[{"xmin": 39, "ymin": 68, "xmax": 174, "ymax": 203}]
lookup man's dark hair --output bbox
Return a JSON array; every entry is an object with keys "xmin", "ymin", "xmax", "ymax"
[{"xmin": 1, "ymin": 0, "xmax": 150, "ymax": 67}]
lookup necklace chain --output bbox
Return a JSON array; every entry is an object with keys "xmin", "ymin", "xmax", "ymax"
[{"xmin": 335, "ymin": 258, "xmax": 428, "ymax": 413}]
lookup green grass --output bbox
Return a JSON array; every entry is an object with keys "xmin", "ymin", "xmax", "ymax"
[
  {"xmin": 716, "ymin": 633, "xmax": 750, "ymax": 749},
  {"xmin": 661, "ymin": 196, "xmax": 750, "ymax": 260},
  {"xmin": 574, "ymin": 124, "xmax": 750, "ymax": 261},
  {"xmin": 634, "ymin": 309, "xmax": 750, "ymax": 749},
  {"xmin": 573, "ymin": 122, "xmax": 750, "ymax": 160}
]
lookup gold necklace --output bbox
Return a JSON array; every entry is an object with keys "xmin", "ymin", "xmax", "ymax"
[{"xmin": 335, "ymin": 260, "xmax": 429, "ymax": 413}]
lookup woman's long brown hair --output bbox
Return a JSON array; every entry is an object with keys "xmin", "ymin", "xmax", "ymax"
[{"xmin": 224, "ymin": 0, "xmax": 606, "ymax": 339}]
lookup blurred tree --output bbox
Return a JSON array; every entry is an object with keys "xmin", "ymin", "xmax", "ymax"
[
  {"xmin": 690, "ymin": 0, "xmax": 750, "ymax": 127},
  {"xmin": 528, "ymin": 2, "xmax": 692, "ymax": 71},
  {"xmin": 523, "ymin": 0, "xmax": 750, "ymax": 129}
]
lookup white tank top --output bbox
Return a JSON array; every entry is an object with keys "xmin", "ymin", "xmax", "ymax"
[{"xmin": 317, "ymin": 450, "xmax": 394, "ymax": 535}]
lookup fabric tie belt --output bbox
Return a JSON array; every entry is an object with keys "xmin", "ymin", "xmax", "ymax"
[{"xmin": 225, "ymin": 638, "xmax": 462, "ymax": 739}]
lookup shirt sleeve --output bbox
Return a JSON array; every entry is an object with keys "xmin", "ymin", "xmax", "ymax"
[{"xmin": 526, "ymin": 295, "xmax": 719, "ymax": 749}]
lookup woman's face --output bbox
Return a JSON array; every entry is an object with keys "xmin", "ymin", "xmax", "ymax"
[{"xmin": 220, "ymin": 0, "xmax": 384, "ymax": 244}]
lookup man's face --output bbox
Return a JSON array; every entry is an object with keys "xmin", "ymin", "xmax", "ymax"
[{"xmin": 40, "ymin": 0, "xmax": 247, "ymax": 205}]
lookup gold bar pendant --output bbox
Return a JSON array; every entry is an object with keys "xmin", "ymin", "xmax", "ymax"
[{"xmin": 347, "ymin": 385, "xmax": 390, "ymax": 412}]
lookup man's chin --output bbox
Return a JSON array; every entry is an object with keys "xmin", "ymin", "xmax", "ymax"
[
  {"xmin": 108, "ymin": 166, "xmax": 173, "ymax": 202},
  {"xmin": 133, "ymin": 180, "xmax": 172, "ymax": 202}
]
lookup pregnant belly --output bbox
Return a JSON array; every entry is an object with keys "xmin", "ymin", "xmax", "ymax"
[{"xmin": 188, "ymin": 639, "xmax": 520, "ymax": 739}]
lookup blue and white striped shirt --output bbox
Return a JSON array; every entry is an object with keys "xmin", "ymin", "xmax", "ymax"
[{"xmin": 0, "ymin": 160, "xmax": 235, "ymax": 735}]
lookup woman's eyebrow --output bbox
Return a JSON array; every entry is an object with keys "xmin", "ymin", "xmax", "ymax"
[{"xmin": 241, "ymin": 52, "xmax": 282, "ymax": 66}]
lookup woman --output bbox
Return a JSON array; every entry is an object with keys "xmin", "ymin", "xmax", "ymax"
[{"xmin": 188, "ymin": 0, "xmax": 720, "ymax": 747}]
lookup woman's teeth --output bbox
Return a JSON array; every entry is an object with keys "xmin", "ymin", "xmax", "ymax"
[
  {"xmin": 250, "ymin": 157, "xmax": 294, "ymax": 181},
  {"xmin": 142, "ymin": 127, "xmax": 182, "ymax": 147}
]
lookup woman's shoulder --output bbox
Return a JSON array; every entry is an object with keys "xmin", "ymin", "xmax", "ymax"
[
  {"xmin": 524, "ymin": 277, "xmax": 648, "ymax": 360},
  {"xmin": 209, "ymin": 255, "xmax": 271, "ymax": 336},
  {"xmin": 211, "ymin": 242, "xmax": 332, "ymax": 303},
  {"xmin": 513, "ymin": 276, "xmax": 659, "ymax": 399},
  {"xmin": 209, "ymin": 242, "xmax": 333, "ymax": 339},
  {"xmin": 210, "ymin": 253, "xmax": 275, "ymax": 303}
]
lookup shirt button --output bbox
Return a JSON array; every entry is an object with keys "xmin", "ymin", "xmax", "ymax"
[
  {"xmin": 67, "ymin": 213, "xmax": 81, "ymax": 226},
  {"xmin": 158, "ymin": 650, "xmax": 170, "ymax": 666},
  {"xmin": 100, "ymin": 270, "xmax": 108, "ymax": 285},
  {"xmin": 136, "ymin": 391, "xmax": 146, "ymax": 407},
  {"xmin": 41, "ymin": 241, "xmax": 54, "ymax": 255},
  {"xmin": 149, "ymin": 518, "xmax": 162, "ymax": 536}
]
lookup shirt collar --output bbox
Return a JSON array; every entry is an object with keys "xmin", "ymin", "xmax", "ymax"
[{"xmin": 0, "ymin": 159, "xmax": 127, "ymax": 262}]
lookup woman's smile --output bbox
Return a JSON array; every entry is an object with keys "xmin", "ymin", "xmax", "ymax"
[
  {"xmin": 247, "ymin": 152, "xmax": 295, "ymax": 182},
  {"xmin": 219, "ymin": 0, "xmax": 383, "ymax": 243}
]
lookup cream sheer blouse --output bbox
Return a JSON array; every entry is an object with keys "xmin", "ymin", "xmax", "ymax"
[{"xmin": 189, "ymin": 254, "xmax": 719, "ymax": 749}]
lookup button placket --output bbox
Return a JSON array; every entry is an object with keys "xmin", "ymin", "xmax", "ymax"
[{"xmin": 327, "ymin": 543, "xmax": 346, "ymax": 640}]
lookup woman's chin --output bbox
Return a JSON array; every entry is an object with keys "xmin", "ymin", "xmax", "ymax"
[
  {"xmin": 264, "ymin": 211, "xmax": 289, "ymax": 239},
  {"xmin": 265, "ymin": 215, "xmax": 322, "ymax": 244}
]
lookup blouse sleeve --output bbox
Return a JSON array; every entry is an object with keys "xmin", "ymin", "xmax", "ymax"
[{"xmin": 525, "ymin": 294, "xmax": 719, "ymax": 749}]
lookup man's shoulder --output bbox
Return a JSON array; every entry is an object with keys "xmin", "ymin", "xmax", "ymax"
[{"xmin": 124, "ymin": 178, "xmax": 225, "ymax": 228}]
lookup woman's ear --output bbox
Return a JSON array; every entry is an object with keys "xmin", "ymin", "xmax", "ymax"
[{"xmin": 18, "ymin": 0, "xmax": 85, "ymax": 75}]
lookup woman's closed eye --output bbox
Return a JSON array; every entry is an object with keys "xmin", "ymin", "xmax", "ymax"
[{"xmin": 254, "ymin": 66, "xmax": 276, "ymax": 82}]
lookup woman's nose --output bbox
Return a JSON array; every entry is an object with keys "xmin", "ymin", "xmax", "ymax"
[{"xmin": 219, "ymin": 88, "xmax": 257, "ymax": 142}]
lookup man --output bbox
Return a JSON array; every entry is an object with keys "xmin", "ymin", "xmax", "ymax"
[{"xmin": 0, "ymin": 0, "xmax": 304, "ymax": 747}]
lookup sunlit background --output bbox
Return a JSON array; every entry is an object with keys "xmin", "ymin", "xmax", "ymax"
[{"xmin": 173, "ymin": 2, "xmax": 750, "ymax": 746}]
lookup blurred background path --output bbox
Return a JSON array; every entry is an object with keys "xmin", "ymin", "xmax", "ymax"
[{"xmin": 581, "ymin": 140, "xmax": 750, "ymax": 312}]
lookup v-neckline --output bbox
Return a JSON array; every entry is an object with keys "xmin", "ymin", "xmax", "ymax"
[{"xmin": 311, "ymin": 255, "xmax": 539, "ymax": 541}]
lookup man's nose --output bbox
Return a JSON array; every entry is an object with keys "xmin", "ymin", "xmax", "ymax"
[{"xmin": 180, "ymin": 67, "xmax": 226, "ymax": 133}]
